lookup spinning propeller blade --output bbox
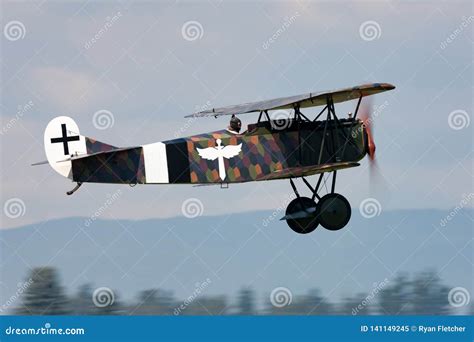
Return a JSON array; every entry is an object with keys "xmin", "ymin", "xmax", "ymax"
[
  {"xmin": 360, "ymin": 99, "xmax": 384, "ymax": 191},
  {"xmin": 360, "ymin": 98, "xmax": 376, "ymax": 167}
]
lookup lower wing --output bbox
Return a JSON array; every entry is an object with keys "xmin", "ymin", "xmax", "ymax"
[{"xmin": 255, "ymin": 162, "xmax": 360, "ymax": 181}]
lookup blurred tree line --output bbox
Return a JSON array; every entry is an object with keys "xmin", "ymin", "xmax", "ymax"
[{"xmin": 10, "ymin": 267, "xmax": 471, "ymax": 316}]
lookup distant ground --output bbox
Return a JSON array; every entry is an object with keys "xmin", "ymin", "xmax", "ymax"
[{"xmin": 1, "ymin": 208, "xmax": 472, "ymax": 312}]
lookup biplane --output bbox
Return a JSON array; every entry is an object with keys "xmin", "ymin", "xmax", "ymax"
[{"xmin": 36, "ymin": 82, "xmax": 395, "ymax": 234}]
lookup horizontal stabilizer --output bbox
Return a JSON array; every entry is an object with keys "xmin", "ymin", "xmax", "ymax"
[
  {"xmin": 56, "ymin": 146, "xmax": 140, "ymax": 163},
  {"xmin": 69, "ymin": 146, "xmax": 145, "ymax": 184}
]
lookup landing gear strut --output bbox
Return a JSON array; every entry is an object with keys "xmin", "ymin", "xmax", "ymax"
[
  {"xmin": 66, "ymin": 182, "xmax": 82, "ymax": 195},
  {"xmin": 283, "ymin": 173, "xmax": 351, "ymax": 234}
]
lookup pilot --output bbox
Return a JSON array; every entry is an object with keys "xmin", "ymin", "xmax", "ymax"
[{"xmin": 227, "ymin": 114, "xmax": 242, "ymax": 134}]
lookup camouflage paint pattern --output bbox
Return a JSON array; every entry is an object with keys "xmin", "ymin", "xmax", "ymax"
[
  {"xmin": 184, "ymin": 119, "xmax": 366, "ymax": 184},
  {"xmin": 71, "ymin": 120, "xmax": 366, "ymax": 185},
  {"xmin": 186, "ymin": 127, "xmax": 299, "ymax": 183},
  {"xmin": 72, "ymin": 147, "xmax": 145, "ymax": 184},
  {"xmin": 85, "ymin": 137, "xmax": 116, "ymax": 154}
]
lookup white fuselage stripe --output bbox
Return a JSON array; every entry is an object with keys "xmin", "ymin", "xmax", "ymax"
[{"xmin": 143, "ymin": 142, "xmax": 169, "ymax": 183}]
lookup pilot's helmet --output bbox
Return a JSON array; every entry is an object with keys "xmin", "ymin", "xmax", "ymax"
[{"xmin": 230, "ymin": 114, "xmax": 241, "ymax": 133}]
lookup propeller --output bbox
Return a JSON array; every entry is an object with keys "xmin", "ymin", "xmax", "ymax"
[
  {"xmin": 358, "ymin": 98, "xmax": 391, "ymax": 198},
  {"xmin": 359, "ymin": 98, "xmax": 376, "ymax": 169}
]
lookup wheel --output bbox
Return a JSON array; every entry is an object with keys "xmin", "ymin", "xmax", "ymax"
[
  {"xmin": 285, "ymin": 197, "xmax": 319, "ymax": 234},
  {"xmin": 316, "ymin": 193, "xmax": 351, "ymax": 231}
]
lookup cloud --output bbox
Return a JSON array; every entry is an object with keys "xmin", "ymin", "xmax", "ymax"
[{"xmin": 29, "ymin": 66, "xmax": 114, "ymax": 113}]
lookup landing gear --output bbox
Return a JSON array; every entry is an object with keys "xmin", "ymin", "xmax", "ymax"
[
  {"xmin": 285, "ymin": 197, "xmax": 319, "ymax": 234},
  {"xmin": 283, "ymin": 173, "xmax": 351, "ymax": 234},
  {"xmin": 66, "ymin": 182, "xmax": 82, "ymax": 195},
  {"xmin": 316, "ymin": 193, "xmax": 351, "ymax": 231}
]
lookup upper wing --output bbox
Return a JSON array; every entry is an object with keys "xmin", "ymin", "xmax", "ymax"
[
  {"xmin": 221, "ymin": 144, "xmax": 242, "ymax": 159},
  {"xmin": 197, "ymin": 147, "xmax": 219, "ymax": 161},
  {"xmin": 185, "ymin": 83, "xmax": 395, "ymax": 118}
]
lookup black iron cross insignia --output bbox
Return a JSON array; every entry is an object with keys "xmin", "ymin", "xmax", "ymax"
[{"xmin": 50, "ymin": 123, "xmax": 80, "ymax": 155}]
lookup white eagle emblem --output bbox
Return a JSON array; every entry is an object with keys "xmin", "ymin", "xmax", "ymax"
[{"xmin": 197, "ymin": 139, "xmax": 242, "ymax": 181}]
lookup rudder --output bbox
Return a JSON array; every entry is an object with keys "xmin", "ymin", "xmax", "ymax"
[{"xmin": 43, "ymin": 116, "xmax": 116, "ymax": 178}]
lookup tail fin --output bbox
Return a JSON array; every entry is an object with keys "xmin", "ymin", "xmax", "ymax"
[{"xmin": 43, "ymin": 116, "xmax": 116, "ymax": 178}]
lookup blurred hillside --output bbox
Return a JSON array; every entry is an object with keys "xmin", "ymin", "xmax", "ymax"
[
  {"xmin": 5, "ymin": 266, "xmax": 474, "ymax": 315},
  {"xmin": 1, "ymin": 208, "xmax": 472, "ymax": 315}
]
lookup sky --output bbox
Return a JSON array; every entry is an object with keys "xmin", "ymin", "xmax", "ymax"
[{"xmin": 1, "ymin": 0, "xmax": 473, "ymax": 229}]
